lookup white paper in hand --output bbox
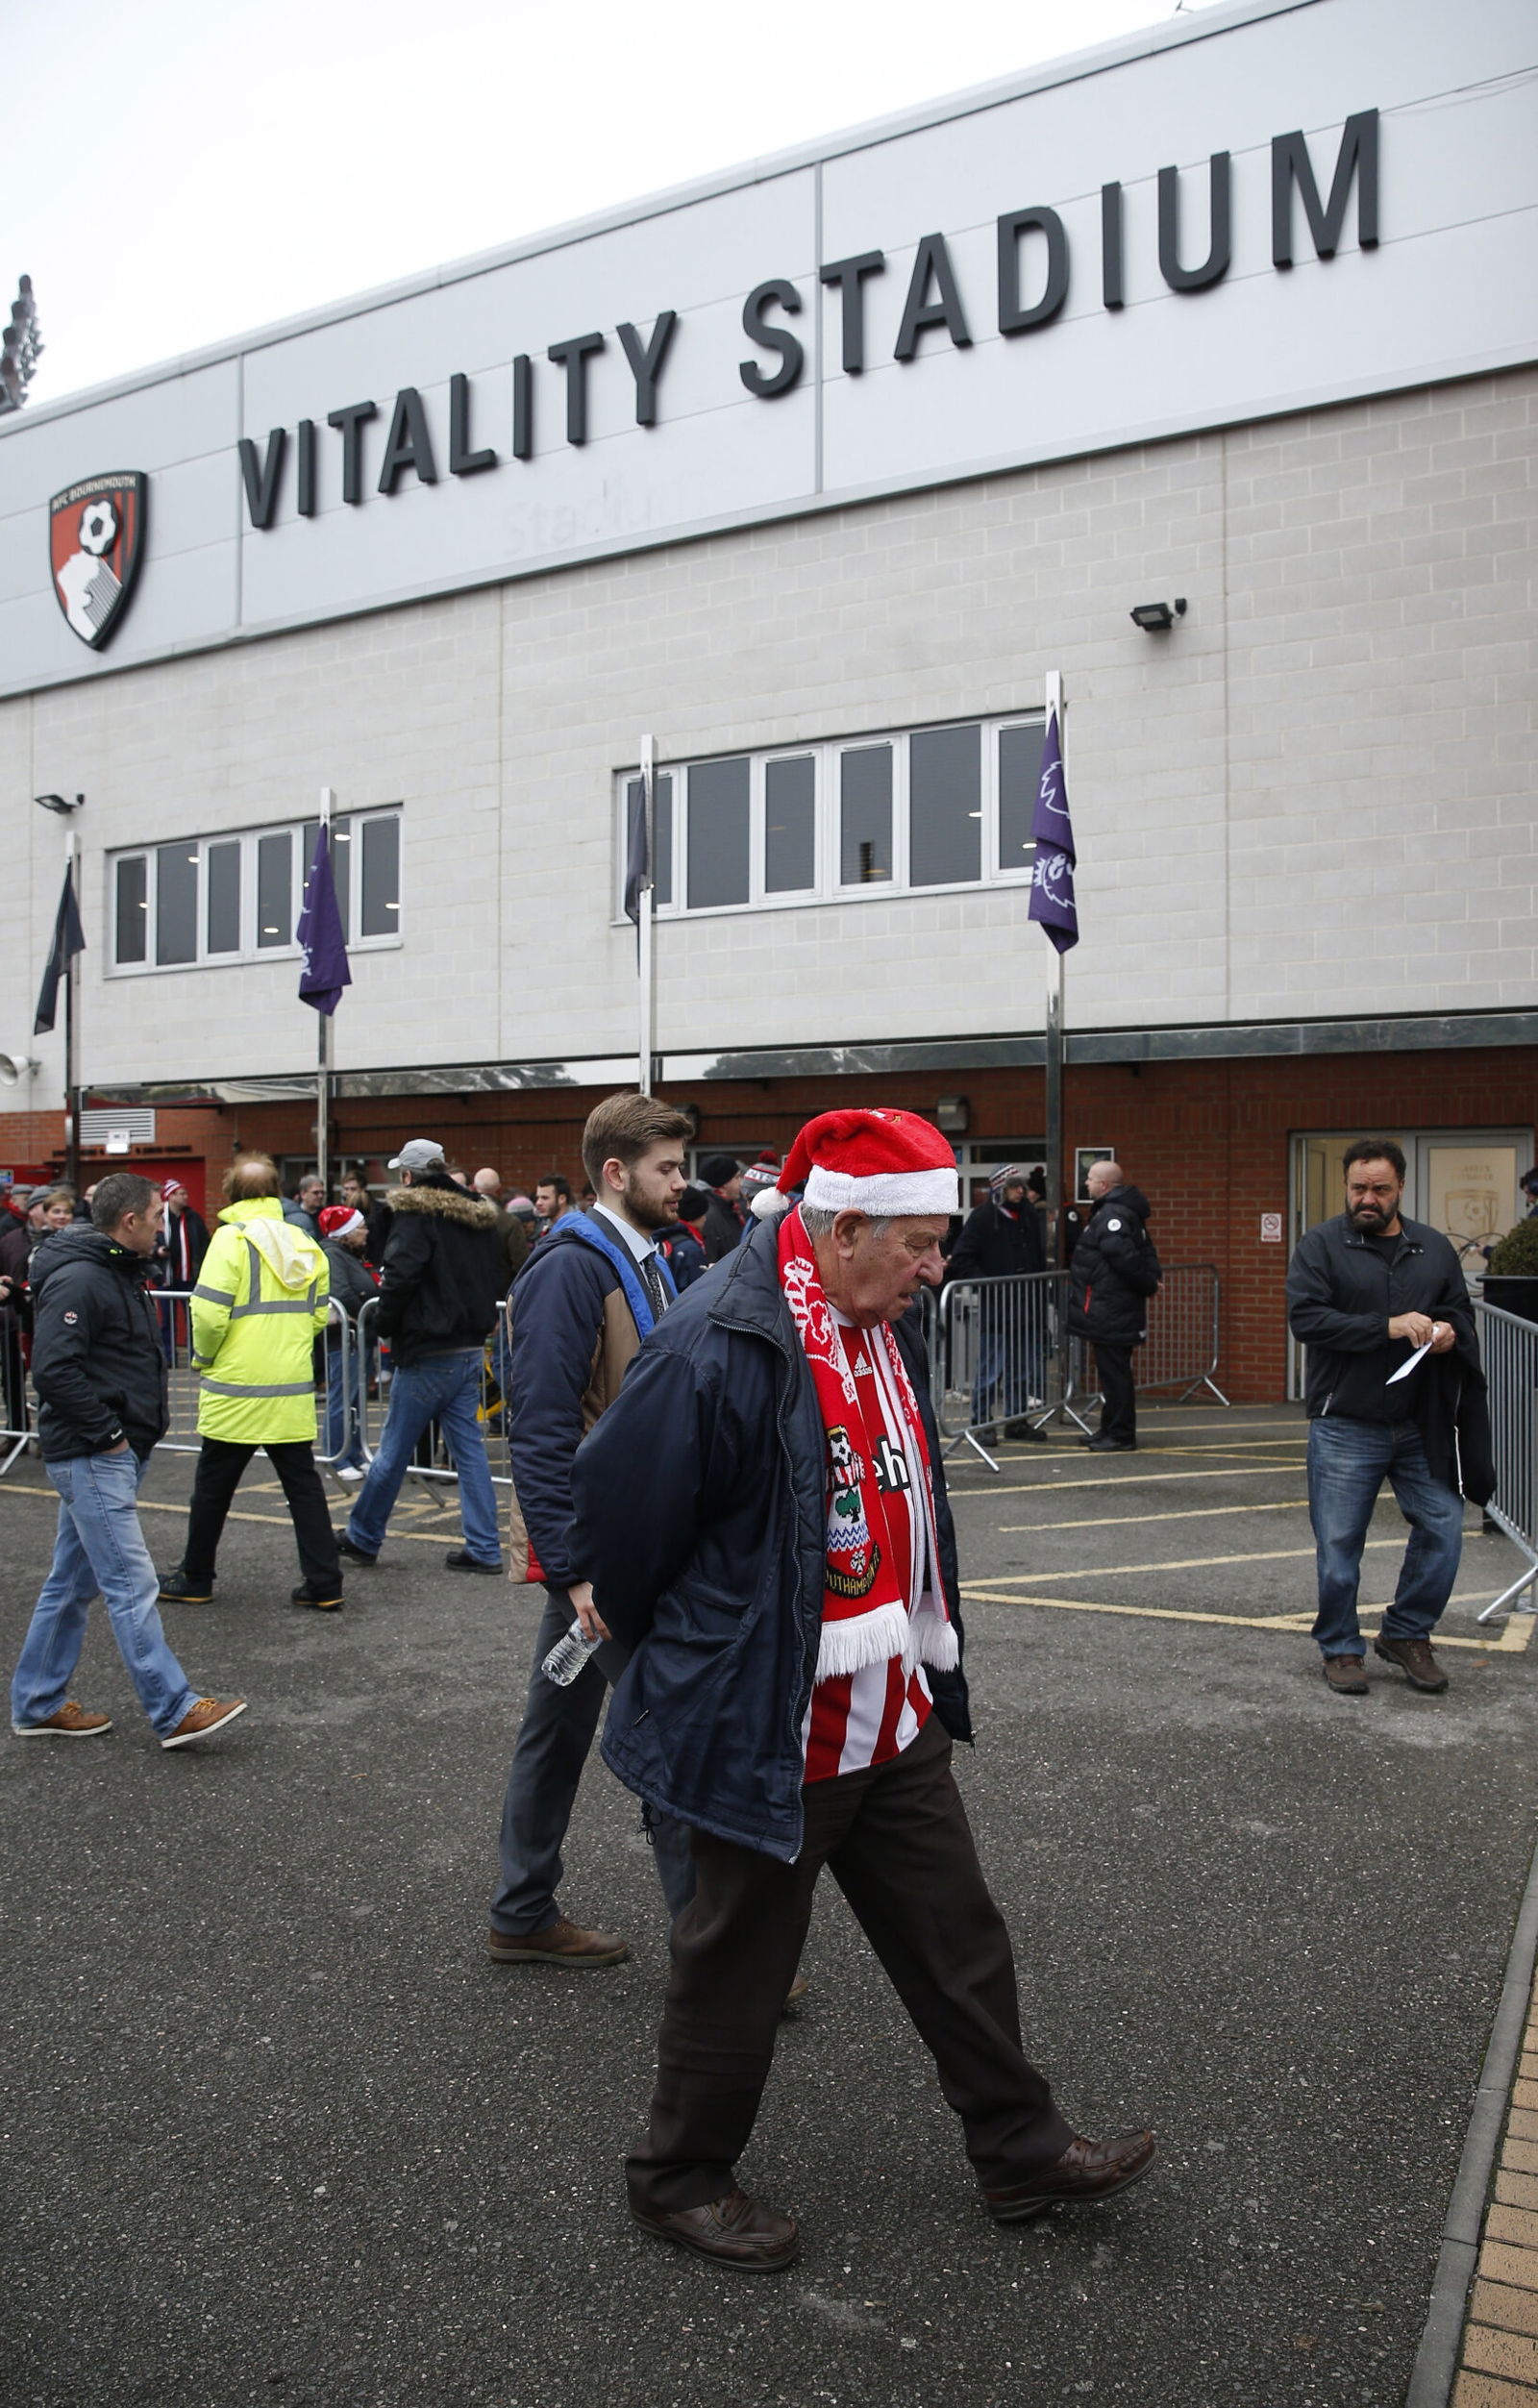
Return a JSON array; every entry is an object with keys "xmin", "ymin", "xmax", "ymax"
[{"xmin": 1387, "ymin": 1339, "xmax": 1432, "ymax": 1386}]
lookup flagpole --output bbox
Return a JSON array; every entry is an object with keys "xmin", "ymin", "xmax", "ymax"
[
  {"xmin": 1043, "ymin": 670, "xmax": 1065, "ymax": 1262},
  {"xmin": 637, "ymin": 733, "xmax": 656, "ymax": 1096},
  {"xmin": 317, "ymin": 787, "xmax": 335, "ymax": 1199},
  {"xmin": 63, "ymin": 828, "xmax": 80, "ymax": 1195}
]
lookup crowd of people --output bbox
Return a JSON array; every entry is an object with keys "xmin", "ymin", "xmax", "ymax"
[{"xmin": 2, "ymin": 1105, "xmax": 1493, "ymax": 2263}]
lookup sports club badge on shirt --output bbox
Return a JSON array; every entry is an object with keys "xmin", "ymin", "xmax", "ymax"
[{"xmin": 825, "ymin": 1423, "xmax": 880, "ymax": 1600}]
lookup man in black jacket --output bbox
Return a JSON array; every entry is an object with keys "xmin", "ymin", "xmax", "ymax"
[
  {"xmin": 338, "ymin": 1140, "xmax": 506, "ymax": 1573},
  {"xmin": 946, "ymin": 1164, "xmax": 1048, "ymax": 1440},
  {"xmin": 10, "ymin": 1172, "xmax": 245, "ymax": 1750},
  {"xmin": 698, "ymin": 1155, "xmax": 746, "ymax": 1263},
  {"xmin": 569, "ymin": 1107, "xmax": 1154, "ymax": 2271},
  {"xmin": 1066, "ymin": 1160, "xmax": 1162, "ymax": 1452},
  {"xmin": 1285, "ymin": 1138, "xmax": 1474, "ymax": 1698}
]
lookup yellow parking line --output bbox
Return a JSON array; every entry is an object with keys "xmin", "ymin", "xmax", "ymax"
[
  {"xmin": 952, "ymin": 1466, "xmax": 1311, "ymax": 1499},
  {"xmin": 0, "ymin": 1484, "xmax": 469, "ymax": 1551},
  {"xmin": 1003, "ymin": 1501, "xmax": 1317, "ymax": 1533},
  {"xmin": 966, "ymin": 1537, "xmax": 1407, "ymax": 1584},
  {"xmin": 957, "ymin": 1585, "xmax": 1535, "ymax": 1651}
]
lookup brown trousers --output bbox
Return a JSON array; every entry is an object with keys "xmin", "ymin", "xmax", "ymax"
[{"xmin": 626, "ymin": 1712, "xmax": 1073, "ymax": 2214}]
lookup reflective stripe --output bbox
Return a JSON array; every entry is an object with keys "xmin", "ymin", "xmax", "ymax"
[
  {"xmin": 192, "ymin": 1282, "xmax": 236, "ymax": 1304},
  {"xmin": 197, "ymin": 1378, "xmax": 315, "ymax": 1398},
  {"xmin": 229, "ymin": 1298, "xmax": 316, "ymax": 1317}
]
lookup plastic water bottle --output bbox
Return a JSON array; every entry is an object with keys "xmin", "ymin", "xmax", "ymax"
[{"xmin": 541, "ymin": 1618, "xmax": 602, "ymax": 1687}]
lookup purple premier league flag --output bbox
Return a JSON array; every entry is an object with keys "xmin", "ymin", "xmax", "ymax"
[
  {"xmin": 1027, "ymin": 707, "xmax": 1079, "ymax": 954},
  {"xmin": 297, "ymin": 823, "xmax": 352, "ymax": 1015}
]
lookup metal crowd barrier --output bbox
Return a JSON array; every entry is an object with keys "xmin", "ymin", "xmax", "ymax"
[
  {"xmin": 1475, "ymin": 1299, "xmax": 1538, "ymax": 1623},
  {"xmin": 930, "ymin": 1264, "xmax": 1228, "ymax": 1471},
  {"xmin": 354, "ymin": 1294, "xmax": 512, "ymax": 1493},
  {"xmin": 154, "ymin": 1289, "xmax": 357, "ymax": 1469},
  {"xmin": 0, "ymin": 1311, "xmax": 29, "ymax": 1476}
]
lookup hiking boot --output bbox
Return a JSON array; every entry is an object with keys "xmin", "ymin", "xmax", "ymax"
[
  {"xmin": 12, "ymin": 1700, "xmax": 113, "ymax": 1739},
  {"xmin": 1373, "ymin": 1633, "xmax": 1449, "ymax": 1694},
  {"xmin": 161, "ymin": 1698, "xmax": 248, "ymax": 1750},
  {"xmin": 486, "ymin": 1917, "xmax": 628, "ymax": 1968},
  {"xmin": 291, "ymin": 1581, "xmax": 344, "ymax": 1612},
  {"xmin": 1322, "ymin": 1653, "xmax": 1370, "ymax": 1696},
  {"xmin": 335, "ymin": 1533, "xmax": 379, "ymax": 1566},
  {"xmin": 159, "ymin": 1570, "xmax": 215, "ymax": 1603}
]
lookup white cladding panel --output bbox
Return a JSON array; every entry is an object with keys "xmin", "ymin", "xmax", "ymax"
[{"xmin": 0, "ymin": 0, "xmax": 1532, "ymax": 700}]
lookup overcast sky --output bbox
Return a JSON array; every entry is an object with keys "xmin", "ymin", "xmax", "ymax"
[{"xmin": 9, "ymin": 0, "xmax": 1213, "ymax": 407}]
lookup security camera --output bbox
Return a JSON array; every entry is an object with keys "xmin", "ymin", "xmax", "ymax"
[{"xmin": 0, "ymin": 1051, "xmax": 40, "ymax": 1084}]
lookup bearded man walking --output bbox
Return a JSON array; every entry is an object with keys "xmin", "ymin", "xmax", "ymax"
[{"xmin": 568, "ymin": 1107, "xmax": 1154, "ymax": 2268}]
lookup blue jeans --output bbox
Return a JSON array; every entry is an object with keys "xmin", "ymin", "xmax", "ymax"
[
  {"xmin": 1306, "ymin": 1415, "xmax": 1465, "ymax": 1657},
  {"xmin": 11, "ymin": 1450, "xmax": 196, "ymax": 1738},
  {"xmin": 490, "ymin": 1586, "xmax": 696, "ymax": 1934},
  {"xmin": 346, "ymin": 1350, "xmax": 501, "ymax": 1564},
  {"xmin": 324, "ymin": 1342, "xmax": 364, "ymax": 1468}
]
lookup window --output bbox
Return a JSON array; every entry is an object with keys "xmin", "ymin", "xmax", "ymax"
[
  {"xmin": 615, "ymin": 714, "xmax": 1042, "ymax": 919},
  {"xmin": 108, "ymin": 807, "xmax": 403, "ymax": 974}
]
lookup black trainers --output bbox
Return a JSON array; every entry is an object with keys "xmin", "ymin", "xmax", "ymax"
[
  {"xmin": 1004, "ymin": 1419, "xmax": 1048, "ymax": 1442},
  {"xmin": 291, "ymin": 1581, "xmax": 344, "ymax": 1612},
  {"xmin": 159, "ymin": 1569, "xmax": 214, "ymax": 1603},
  {"xmin": 335, "ymin": 1533, "xmax": 379, "ymax": 1566},
  {"xmin": 444, "ymin": 1549, "xmax": 503, "ymax": 1574}
]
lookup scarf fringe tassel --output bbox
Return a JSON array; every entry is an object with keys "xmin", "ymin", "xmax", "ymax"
[{"xmin": 812, "ymin": 1599, "xmax": 959, "ymax": 1685}]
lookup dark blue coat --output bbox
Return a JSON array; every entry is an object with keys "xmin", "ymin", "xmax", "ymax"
[{"xmin": 567, "ymin": 1215, "xmax": 971, "ymax": 1864}]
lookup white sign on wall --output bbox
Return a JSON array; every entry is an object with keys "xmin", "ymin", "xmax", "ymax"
[{"xmin": 0, "ymin": 0, "xmax": 1533, "ymax": 698}]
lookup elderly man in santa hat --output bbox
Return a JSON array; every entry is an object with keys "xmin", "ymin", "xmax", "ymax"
[{"xmin": 567, "ymin": 1106, "xmax": 1154, "ymax": 2271}]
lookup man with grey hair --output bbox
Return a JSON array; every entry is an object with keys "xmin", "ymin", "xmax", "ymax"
[
  {"xmin": 10, "ymin": 1171, "xmax": 246, "ymax": 1749},
  {"xmin": 568, "ymin": 1106, "xmax": 1153, "ymax": 2270},
  {"xmin": 1066, "ymin": 1159, "xmax": 1162, "ymax": 1452}
]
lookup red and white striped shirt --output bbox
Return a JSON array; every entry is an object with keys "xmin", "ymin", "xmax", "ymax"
[{"xmin": 802, "ymin": 1316, "xmax": 934, "ymax": 1782}]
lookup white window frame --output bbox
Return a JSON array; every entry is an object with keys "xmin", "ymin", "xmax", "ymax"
[
  {"xmin": 614, "ymin": 714, "xmax": 1043, "ymax": 923},
  {"xmin": 108, "ymin": 807, "xmax": 404, "ymax": 976}
]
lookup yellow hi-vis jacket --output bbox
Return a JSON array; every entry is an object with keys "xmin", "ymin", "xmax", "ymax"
[{"xmin": 190, "ymin": 1198, "xmax": 330, "ymax": 1444}]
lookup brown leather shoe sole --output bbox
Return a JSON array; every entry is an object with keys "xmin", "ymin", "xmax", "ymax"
[
  {"xmin": 630, "ymin": 2203, "xmax": 800, "ymax": 2271},
  {"xmin": 486, "ymin": 1928, "xmax": 629, "ymax": 1968},
  {"xmin": 987, "ymin": 2135, "xmax": 1156, "ymax": 2222}
]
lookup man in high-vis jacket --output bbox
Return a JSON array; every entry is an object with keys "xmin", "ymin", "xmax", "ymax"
[{"xmin": 159, "ymin": 1154, "xmax": 342, "ymax": 1611}]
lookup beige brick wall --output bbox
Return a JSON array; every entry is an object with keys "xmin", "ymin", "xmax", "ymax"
[{"xmin": 1, "ymin": 364, "xmax": 1532, "ymax": 1102}]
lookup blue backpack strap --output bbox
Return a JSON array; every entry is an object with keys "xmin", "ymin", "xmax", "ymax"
[{"xmin": 556, "ymin": 1211, "xmax": 667, "ymax": 1337}]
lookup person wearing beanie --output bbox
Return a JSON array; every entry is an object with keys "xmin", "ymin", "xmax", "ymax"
[
  {"xmin": 316, "ymin": 1205, "xmax": 379, "ymax": 1481},
  {"xmin": 656, "ymin": 1186, "xmax": 710, "ymax": 1293},
  {"xmin": 697, "ymin": 1154, "xmax": 745, "ymax": 1264},
  {"xmin": 945, "ymin": 1164, "xmax": 1049, "ymax": 1443},
  {"xmin": 568, "ymin": 1105, "xmax": 1154, "ymax": 2270}
]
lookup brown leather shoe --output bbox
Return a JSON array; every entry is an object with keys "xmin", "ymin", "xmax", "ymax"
[
  {"xmin": 12, "ymin": 1700, "xmax": 113, "ymax": 1739},
  {"xmin": 486, "ymin": 1916, "xmax": 628, "ymax": 1968},
  {"xmin": 1322, "ymin": 1653, "xmax": 1370, "ymax": 1696},
  {"xmin": 161, "ymin": 1698, "xmax": 248, "ymax": 1750},
  {"xmin": 1373, "ymin": 1634, "xmax": 1449, "ymax": 1693},
  {"xmin": 631, "ymin": 2186, "xmax": 799, "ymax": 2271},
  {"xmin": 984, "ymin": 2129, "xmax": 1155, "ymax": 2222}
]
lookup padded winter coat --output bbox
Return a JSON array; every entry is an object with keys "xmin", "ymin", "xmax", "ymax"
[
  {"xmin": 1066, "ymin": 1184, "xmax": 1162, "ymax": 1347},
  {"xmin": 30, "ymin": 1224, "xmax": 168, "ymax": 1461},
  {"xmin": 372, "ymin": 1174, "xmax": 504, "ymax": 1367},
  {"xmin": 568, "ymin": 1216, "xmax": 971, "ymax": 1864},
  {"xmin": 191, "ymin": 1199, "xmax": 330, "ymax": 1443}
]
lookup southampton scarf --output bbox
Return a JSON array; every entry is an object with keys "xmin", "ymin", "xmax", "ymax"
[{"xmin": 778, "ymin": 1204, "xmax": 956, "ymax": 1685}]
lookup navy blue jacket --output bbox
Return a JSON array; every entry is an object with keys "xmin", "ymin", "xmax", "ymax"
[
  {"xmin": 508, "ymin": 1218, "xmax": 647, "ymax": 1588},
  {"xmin": 568, "ymin": 1215, "xmax": 971, "ymax": 1863}
]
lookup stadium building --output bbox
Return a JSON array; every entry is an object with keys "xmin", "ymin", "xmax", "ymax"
[{"xmin": 1, "ymin": 0, "xmax": 1534, "ymax": 1399}]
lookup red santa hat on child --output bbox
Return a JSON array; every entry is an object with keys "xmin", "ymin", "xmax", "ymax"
[{"xmin": 752, "ymin": 1107, "xmax": 959, "ymax": 1220}]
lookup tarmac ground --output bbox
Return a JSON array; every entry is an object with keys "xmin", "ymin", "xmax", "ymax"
[{"xmin": 3, "ymin": 1400, "xmax": 1536, "ymax": 2408}]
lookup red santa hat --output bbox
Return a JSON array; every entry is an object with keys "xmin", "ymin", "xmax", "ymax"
[
  {"xmin": 755, "ymin": 1108, "xmax": 959, "ymax": 1220},
  {"xmin": 318, "ymin": 1204, "xmax": 365, "ymax": 1240}
]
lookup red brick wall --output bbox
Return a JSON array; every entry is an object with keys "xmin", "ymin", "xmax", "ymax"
[{"xmin": 42, "ymin": 1047, "xmax": 1530, "ymax": 1400}]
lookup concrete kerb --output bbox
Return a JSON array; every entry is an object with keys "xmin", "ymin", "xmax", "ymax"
[{"xmin": 1406, "ymin": 1824, "xmax": 1538, "ymax": 2407}]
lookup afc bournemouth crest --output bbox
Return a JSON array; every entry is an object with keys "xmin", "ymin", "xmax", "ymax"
[{"xmin": 50, "ymin": 473, "xmax": 146, "ymax": 650}]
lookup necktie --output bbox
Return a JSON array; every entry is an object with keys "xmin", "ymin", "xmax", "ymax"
[{"xmin": 640, "ymin": 1252, "xmax": 669, "ymax": 1323}]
